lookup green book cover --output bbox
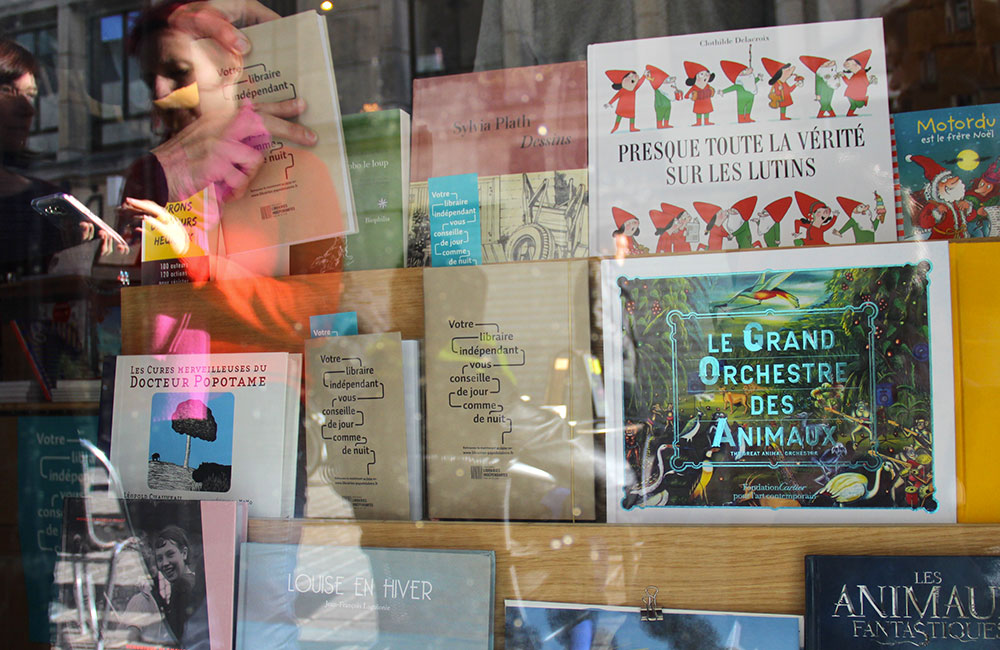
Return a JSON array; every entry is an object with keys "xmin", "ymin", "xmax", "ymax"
[{"xmin": 290, "ymin": 109, "xmax": 409, "ymax": 273}]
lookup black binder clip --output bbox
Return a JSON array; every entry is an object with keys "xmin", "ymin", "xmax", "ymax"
[{"xmin": 640, "ymin": 585, "xmax": 663, "ymax": 621}]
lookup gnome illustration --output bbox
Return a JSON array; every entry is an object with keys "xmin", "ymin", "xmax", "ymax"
[
  {"xmin": 799, "ymin": 55, "xmax": 841, "ymax": 118},
  {"xmin": 612, "ymin": 206, "xmax": 649, "ymax": 255},
  {"xmin": 605, "ymin": 69, "xmax": 645, "ymax": 133},
  {"xmin": 725, "ymin": 196, "xmax": 759, "ymax": 249},
  {"xmin": 644, "ymin": 64, "xmax": 680, "ymax": 129},
  {"xmin": 835, "ymin": 195, "xmax": 881, "ymax": 243},
  {"xmin": 762, "ymin": 57, "xmax": 804, "ymax": 121},
  {"xmin": 650, "ymin": 202, "xmax": 692, "ymax": 253},
  {"xmin": 793, "ymin": 191, "xmax": 840, "ymax": 246},
  {"xmin": 720, "ymin": 60, "xmax": 762, "ymax": 123},
  {"xmin": 683, "ymin": 61, "xmax": 716, "ymax": 126},
  {"xmin": 841, "ymin": 49, "xmax": 877, "ymax": 117},
  {"xmin": 753, "ymin": 196, "xmax": 793, "ymax": 247},
  {"xmin": 905, "ymin": 154, "xmax": 973, "ymax": 239}
]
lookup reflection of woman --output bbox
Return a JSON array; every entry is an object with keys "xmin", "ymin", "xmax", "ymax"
[{"xmin": 125, "ymin": 525, "xmax": 209, "ymax": 649}]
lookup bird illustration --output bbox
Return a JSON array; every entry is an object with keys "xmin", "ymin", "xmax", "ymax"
[
  {"xmin": 690, "ymin": 447, "xmax": 721, "ymax": 504},
  {"xmin": 815, "ymin": 465, "xmax": 888, "ymax": 504},
  {"xmin": 622, "ymin": 443, "xmax": 675, "ymax": 509},
  {"xmin": 679, "ymin": 410, "xmax": 704, "ymax": 441},
  {"xmin": 711, "ymin": 271, "xmax": 800, "ymax": 313}
]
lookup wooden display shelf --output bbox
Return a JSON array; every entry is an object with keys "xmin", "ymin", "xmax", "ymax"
[{"xmin": 248, "ymin": 519, "xmax": 1000, "ymax": 648}]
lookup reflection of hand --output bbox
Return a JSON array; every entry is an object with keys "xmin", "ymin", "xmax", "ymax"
[
  {"xmin": 168, "ymin": 0, "xmax": 280, "ymax": 55},
  {"xmin": 152, "ymin": 104, "xmax": 267, "ymax": 203},
  {"xmin": 122, "ymin": 197, "xmax": 191, "ymax": 256},
  {"xmin": 80, "ymin": 220, "xmax": 130, "ymax": 256},
  {"xmin": 254, "ymin": 98, "xmax": 317, "ymax": 146}
]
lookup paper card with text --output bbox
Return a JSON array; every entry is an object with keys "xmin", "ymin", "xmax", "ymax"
[
  {"xmin": 588, "ymin": 18, "xmax": 895, "ymax": 256},
  {"xmin": 429, "ymin": 173, "xmax": 482, "ymax": 267}
]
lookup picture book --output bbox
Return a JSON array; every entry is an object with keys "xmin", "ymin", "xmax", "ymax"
[
  {"xmin": 894, "ymin": 103, "xmax": 1000, "ymax": 241},
  {"xmin": 423, "ymin": 260, "xmax": 596, "ymax": 520},
  {"xmin": 236, "ymin": 543, "xmax": 494, "ymax": 649},
  {"xmin": 601, "ymin": 242, "xmax": 955, "ymax": 523},
  {"xmin": 196, "ymin": 11, "xmax": 357, "ymax": 255},
  {"xmin": 805, "ymin": 555, "xmax": 1000, "ymax": 648},
  {"xmin": 289, "ymin": 109, "xmax": 410, "ymax": 274},
  {"xmin": 54, "ymin": 497, "xmax": 246, "ymax": 650},
  {"xmin": 409, "ymin": 61, "xmax": 589, "ymax": 265},
  {"xmin": 588, "ymin": 18, "xmax": 895, "ymax": 256},
  {"xmin": 304, "ymin": 332, "xmax": 411, "ymax": 520},
  {"xmin": 506, "ymin": 600, "xmax": 802, "ymax": 649},
  {"xmin": 108, "ymin": 353, "xmax": 301, "ymax": 518}
]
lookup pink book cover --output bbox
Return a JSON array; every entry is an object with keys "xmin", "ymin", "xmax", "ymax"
[
  {"xmin": 201, "ymin": 501, "xmax": 247, "ymax": 650},
  {"xmin": 409, "ymin": 61, "xmax": 590, "ymax": 263}
]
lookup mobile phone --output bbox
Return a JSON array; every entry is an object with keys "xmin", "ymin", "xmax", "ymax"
[{"xmin": 32, "ymin": 192, "xmax": 129, "ymax": 249}]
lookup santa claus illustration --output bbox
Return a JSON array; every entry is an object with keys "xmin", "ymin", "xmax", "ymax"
[{"xmin": 906, "ymin": 154, "xmax": 973, "ymax": 239}]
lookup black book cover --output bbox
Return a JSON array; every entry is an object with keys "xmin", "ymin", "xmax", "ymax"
[{"xmin": 806, "ymin": 554, "xmax": 1000, "ymax": 649}]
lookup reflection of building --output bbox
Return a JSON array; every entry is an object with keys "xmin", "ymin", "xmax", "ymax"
[
  {"xmin": 882, "ymin": 0, "xmax": 1000, "ymax": 111},
  {"xmin": 0, "ymin": 0, "xmax": 480, "ymax": 214}
]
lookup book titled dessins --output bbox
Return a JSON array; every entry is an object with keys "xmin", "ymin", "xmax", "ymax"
[
  {"xmin": 108, "ymin": 353, "xmax": 301, "ymax": 518},
  {"xmin": 303, "ymin": 332, "xmax": 412, "ymax": 520},
  {"xmin": 588, "ymin": 18, "xmax": 895, "ymax": 257},
  {"xmin": 56, "ymin": 497, "xmax": 247, "ymax": 650},
  {"xmin": 236, "ymin": 543, "xmax": 494, "ymax": 650},
  {"xmin": 806, "ymin": 555, "xmax": 1000, "ymax": 649},
  {"xmin": 195, "ymin": 10, "xmax": 357, "ymax": 256},
  {"xmin": 422, "ymin": 260, "xmax": 596, "ymax": 521},
  {"xmin": 408, "ymin": 61, "xmax": 589, "ymax": 266},
  {"xmin": 894, "ymin": 103, "xmax": 1000, "ymax": 241},
  {"xmin": 601, "ymin": 241, "xmax": 956, "ymax": 524}
]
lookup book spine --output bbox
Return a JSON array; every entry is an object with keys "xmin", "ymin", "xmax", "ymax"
[
  {"xmin": 804, "ymin": 556, "xmax": 818, "ymax": 650},
  {"xmin": 9, "ymin": 320, "xmax": 53, "ymax": 401}
]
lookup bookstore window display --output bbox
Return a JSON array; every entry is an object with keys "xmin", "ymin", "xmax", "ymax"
[{"xmin": 4, "ymin": 1, "xmax": 1000, "ymax": 649}]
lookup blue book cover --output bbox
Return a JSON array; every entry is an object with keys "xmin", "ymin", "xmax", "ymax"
[
  {"xmin": 806, "ymin": 555, "xmax": 1000, "ymax": 648},
  {"xmin": 236, "ymin": 543, "xmax": 494, "ymax": 649},
  {"xmin": 506, "ymin": 600, "xmax": 802, "ymax": 649},
  {"xmin": 893, "ymin": 103, "xmax": 1000, "ymax": 240}
]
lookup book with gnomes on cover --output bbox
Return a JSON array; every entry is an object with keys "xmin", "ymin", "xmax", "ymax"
[{"xmin": 588, "ymin": 18, "xmax": 896, "ymax": 257}]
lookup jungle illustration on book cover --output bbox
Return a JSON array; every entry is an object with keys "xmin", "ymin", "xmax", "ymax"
[{"xmin": 601, "ymin": 242, "xmax": 955, "ymax": 523}]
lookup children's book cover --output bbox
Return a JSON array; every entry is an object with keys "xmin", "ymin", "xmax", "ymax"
[
  {"xmin": 894, "ymin": 103, "xmax": 1000, "ymax": 241},
  {"xmin": 108, "ymin": 353, "xmax": 300, "ymax": 518},
  {"xmin": 236, "ymin": 543, "xmax": 494, "ymax": 649},
  {"xmin": 806, "ymin": 555, "xmax": 1000, "ymax": 648},
  {"xmin": 506, "ymin": 600, "xmax": 802, "ymax": 650},
  {"xmin": 601, "ymin": 242, "xmax": 955, "ymax": 523},
  {"xmin": 409, "ymin": 61, "xmax": 589, "ymax": 265},
  {"xmin": 588, "ymin": 18, "xmax": 895, "ymax": 257}
]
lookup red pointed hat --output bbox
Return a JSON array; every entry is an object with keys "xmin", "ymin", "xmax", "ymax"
[
  {"xmin": 693, "ymin": 201, "xmax": 722, "ymax": 224},
  {"xmin": 794, "ymin": 191, "xmax": 826, "ymax": 216},
  {"xmin": 645, "ymin": 64, "xmax": 670, "ymax": 89},
  {"xmin": 836, "ymin": 196, "xmax": 863, "ymax": 216},
  {"xmin": 606, "ymin": 70, "xmax": 631, "ymax": 84},
  {"xmin": 720, "ymin": 60, "xmax": 749, "ymax": 83},
  {"xmin": 762, "ymin": 196, "xmax": 793, "ymax": 223},
  {"xmin": 847, "ymin": 49, "xmax": 872, "ymax": 67},
  {"xmin": 683, "ymin": 61, "xmax": 708, "ymax": 79},
  {"xmin": 612, "ymin": 207, "xmax": 638, "ymax": 228},
  {"xmin": 799, "ymin": 55, "xmax": 833, "ymax": 73},
  {"xmin": 730, "ymin": 196, "xmax": 758, "ymax": 221},
  {"xmin": 649, "ymin": 202, "xmax": 686, "ymax": 229},
  {"xmin": 905, "ymin": 154, "xmax": 949, "ymax": 183},
  {"xmin": 761, "ymin": 57, "xmax": 787, "ymax": 78}
]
